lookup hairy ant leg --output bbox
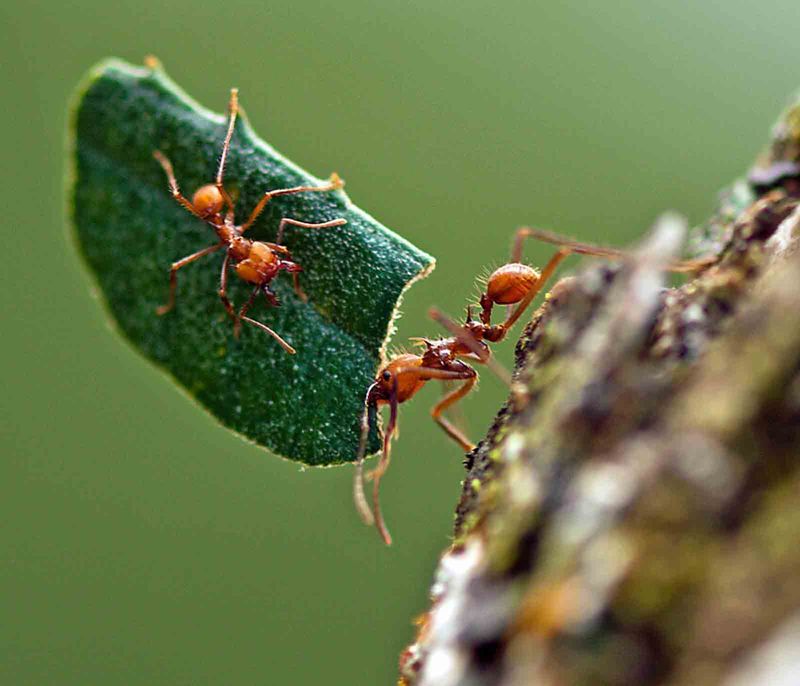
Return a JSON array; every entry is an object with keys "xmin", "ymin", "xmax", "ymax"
[{"xmin": 155, "ymin": 242, "xmax": 224, "ymax": 315}]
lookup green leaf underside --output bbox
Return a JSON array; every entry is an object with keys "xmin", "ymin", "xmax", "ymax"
[{"xmin": 69, "ymin": 59, "xmax": 434, "ymax": 466}]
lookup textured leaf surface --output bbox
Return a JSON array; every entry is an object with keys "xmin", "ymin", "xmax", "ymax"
[{"xmin": 68, "ymin": 59, "xmax": 434, "ymax": 465}]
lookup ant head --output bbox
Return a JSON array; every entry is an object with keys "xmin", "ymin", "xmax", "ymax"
[
  {"xmin": 192, "ymin": 184, "xmax": 224, "ymax": 219},
  {"xmin": 373, "ymin": 354, "xmax": 425, "ymax": 404}
]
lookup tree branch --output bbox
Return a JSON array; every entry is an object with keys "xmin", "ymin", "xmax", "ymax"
[{"xmin": 400, "ymin": 92, "xmax": 800, "ymax": 686}]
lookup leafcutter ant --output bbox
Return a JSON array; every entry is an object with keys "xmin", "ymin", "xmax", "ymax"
[
  {"xmin": 353, "ymin": 227, "xmax": 715, "ymax": 544},
  {"xmin": 153, "ymin": 87, "xmax": 346, "ymax": 354}
]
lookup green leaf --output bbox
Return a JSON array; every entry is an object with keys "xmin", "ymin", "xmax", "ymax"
[{"xmin": 67, "ymin": 58, "xmax": 434, "ymax": 466}]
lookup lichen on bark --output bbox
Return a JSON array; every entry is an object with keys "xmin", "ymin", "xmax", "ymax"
[{"xmin": 400, "ymin": 91, "xmax": 800, "ymax": 686}]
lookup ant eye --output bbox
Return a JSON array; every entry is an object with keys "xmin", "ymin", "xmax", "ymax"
[{"xmin": 382, "ymin": 371, "xmax": 391, "ymax": 381}]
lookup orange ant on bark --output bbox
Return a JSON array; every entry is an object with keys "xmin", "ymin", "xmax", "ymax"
[
  {"xmin": 153, "ymin": 87, "xmax": 346, "ymax": 354},
  {"xmin": 354, "ymin": 227, "xmax": 714, "ymax": 544}
]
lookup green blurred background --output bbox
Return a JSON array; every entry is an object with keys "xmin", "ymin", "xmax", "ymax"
[{"xmin": 3, "ymin": 1, "xmax": 799, "ymax": 683}]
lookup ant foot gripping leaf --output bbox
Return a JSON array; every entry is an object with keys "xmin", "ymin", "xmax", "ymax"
[{"xmin": 68, "ymin": 58, "xmax": 434, "ymax": 466}]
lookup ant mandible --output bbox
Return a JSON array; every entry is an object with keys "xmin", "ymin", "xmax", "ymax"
[
  {"xmin": 353, "ymin": 227, "xmax": 714, "ymax": 544},
  {"xmin": 153, "ymin": 88, "xmax": 346, "ymax": 354}
]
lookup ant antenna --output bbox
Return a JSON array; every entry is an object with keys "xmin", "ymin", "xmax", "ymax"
[
  {"xmin": 370, "ymin": 380, "xmax": 399, "ymax": 546},
  {"xmin": 353, "ymin": 385, "xmax": 378, "ymax": 527}
]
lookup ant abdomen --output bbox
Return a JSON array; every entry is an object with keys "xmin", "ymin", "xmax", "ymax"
[
  {"xmin": 191, "ymin": 184, "xmax": 224, "ymax": 218},
  {"xmin": 486, "ymin": 263, "xmax": 540, "ymax": 305}
]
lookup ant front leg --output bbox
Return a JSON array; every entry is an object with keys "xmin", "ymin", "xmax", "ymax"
[
  {"xmin": 214, "ymin": 88, "xmax": 239, "ymax": 219},
  {"xmin": 156, "ymin": 242, "xmax": 223, "ymax": 315},
  {"xmin": 153, "ymin": 150, "xmax": 202, "ymax": 219}
]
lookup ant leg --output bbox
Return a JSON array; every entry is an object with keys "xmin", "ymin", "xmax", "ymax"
[
  {"xmin": 263, "ymin": 285, "xmax": 281, "ymax": 307},
  {"xmin": 276, "ymin": 218, "xmax": 347, "ymax": 302},
  {"xmin": 274, "ymin": 217, "xmax": 347, "ymax": 245},
  {"xmin": 441, "ymin": 380, "xmax": 469, "ymax": 443},
  {"xmin": 429, "ymin": 307, "xmax": 512, "ymax": 387},
  {"xmin": 235, "ymin": 286, "xmax": 260, "ymax": 338},
  {"xmin": 430, "ymin": 374, "xmax": 477, "ymax": 452},
  {"xmin": 239, "ymin": 315, "xmax": 296, "ymax": 354},
  {"xmin": 514, "ymin": 226, "xmax": 713, "ymax": 273},
  {"xmin": 215, "ymin": 88, "xmax": 239, "ymax": 217},
  {"xmin": 292, "ymin": 272, "xmax": 308, "ymax": 303},
  {"xmin": 156, "ymin": 242, "xmax": 223, "ymax": 315},
  {"xmin": 389, "ymin": 365, "xmax": 479, "ymax": 451},
  {"xmin": 218, "ymin": 253, "xmax": 238, "ymax": 328},
  {"xmin": 274, "ymin": 258, "xmax": 307, "ymax": 302},
  {"xmin": 229, "ymin": 277, "xmax": 294, "ymax": 352},
  {"xmin": 239, "ymin": 174, "xmax": 345, "ymax": 233},
  {"xmin": 153, "ymin": 151, "xmax": 201, "ymax": 218}
]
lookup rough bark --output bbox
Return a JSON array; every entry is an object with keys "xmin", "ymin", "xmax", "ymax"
[{"xmin": 400, "ymin": 92, "xmax": 800, "ymax": 686}]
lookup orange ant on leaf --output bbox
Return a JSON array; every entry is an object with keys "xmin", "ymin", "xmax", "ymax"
[
  {"xmin": 153, "ymin": 86, "xmax": 346, "ymax": 354},
  {"xmin": 354, "ymin": 227, "xmax": 715, "ymax": 544}
]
